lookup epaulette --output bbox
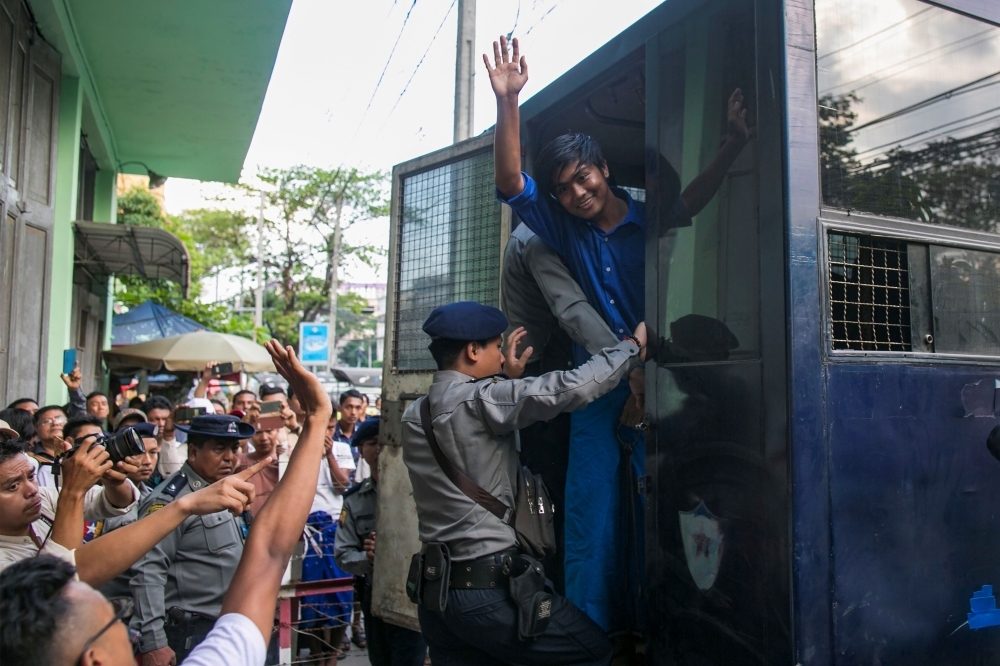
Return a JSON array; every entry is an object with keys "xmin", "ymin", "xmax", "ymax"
[
  {"xmin": 468, "ymin": 373, "xmax": 510, "ymax": 384},
  {"xmin": 342, "ymin": 482, "xmax": 364, "ymax": 499},
  {"xmin": 161, "ymin": 473, "xmax": 188, "ymax": 498}
]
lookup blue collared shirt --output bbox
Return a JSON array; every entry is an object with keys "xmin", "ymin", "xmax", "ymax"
[{"xmin": 499, "ymin": 173, "xmax": 683, "ymax": 362}]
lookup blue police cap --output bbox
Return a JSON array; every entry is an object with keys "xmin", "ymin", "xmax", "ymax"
[
  {"xmin": 422, "ymin": 302, "xmax": 508, "ymax": 341},
  {"xmin": 131, "ymin": 422, "xmax": 159, "ymax": 438},
  {"xmin": 175, "ymin": 414, "xmax": 255, "ymax": 440},
  {"xmin": 352, "ymin": 416, "xmax": 380, "ymax": 447}
]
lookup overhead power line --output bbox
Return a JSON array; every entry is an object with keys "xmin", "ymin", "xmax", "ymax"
[
  {"xmin": 817, "ymin": 6, "xmax": 932, "ymax": 62},
  {"xmin": 350, "ymin": 0, "xmax": 421, "ymax": 147},
  {"xmin": 377, "ymin": 0, "xmax": 458, "ymax": 131}
]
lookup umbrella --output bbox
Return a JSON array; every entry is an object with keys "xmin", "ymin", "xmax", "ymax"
[{"xmin": 103, "ymin": 331, "xmax": 276, "ymax": 373}]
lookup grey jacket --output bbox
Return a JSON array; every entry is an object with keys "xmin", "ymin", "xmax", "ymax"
[
  {"xmin": 401, "ymin": 341, "xmax": 640, "ymax": 561},
  {"xmin": 129, "ymin": 464, "xmax": 246, "ymax": 652},
  {"xmin": 500, "ymin": 224, "xmax": 619, "ymax": 360},
  {"xmin": 333, "ymin": 477, "xmax": 377, "ymax": 577}
]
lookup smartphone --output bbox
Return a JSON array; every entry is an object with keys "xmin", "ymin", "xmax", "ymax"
[
  {"xmin": 255, "ymin": 415, "xmax": 284, "ymax": 432},
  {"xmin": 62, "ymin": 349, "xmax": 77, "ymax": 375},
  {"xmin": 259, "ymin": 401, "xmax": 282, "ymax": 415},
  {"xmin": 212, "ymin": 362, "xmax": 234, "ymax": 376},
  {"xmin": 175, "ymin": 406, "xmax": 208, "ymax": 422}
]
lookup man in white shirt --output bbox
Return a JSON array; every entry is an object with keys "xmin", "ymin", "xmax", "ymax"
[
  {"xmin": 146, "ymin": 396, "xmax": 187, "ymax": 478},
  {"xmin": 0, "ymin": 339, "xmax": 335, "ymax": 666}
]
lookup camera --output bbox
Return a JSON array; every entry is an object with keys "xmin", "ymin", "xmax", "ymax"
[{"xmin": 65, "ymin": 426, "xmax": 146, "ymax": 465}]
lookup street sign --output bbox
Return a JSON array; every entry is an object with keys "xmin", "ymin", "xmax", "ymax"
[{"xmin": 299, "ymin": 323, "xmax": 330, "ymax": 365}]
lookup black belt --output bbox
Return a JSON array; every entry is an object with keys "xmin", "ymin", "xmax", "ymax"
[{"xmin": 449, "ymin": 549, "xmax": 517, "ymax": 590}]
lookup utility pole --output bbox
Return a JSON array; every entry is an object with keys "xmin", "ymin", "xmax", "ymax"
[
  {"xmin": 453, "ymin": 0, "xmax": 476, "ymax": 143},
  {"xmin": 327, "ymin": 195, "xmax": 344, "ymax": 372},
  {"xmin": 253, "ymin": 190, "xmax": 264, "ymax": 342}
]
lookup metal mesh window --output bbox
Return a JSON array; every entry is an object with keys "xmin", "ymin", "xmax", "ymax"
[
  {"xmin": 829, "ymin": 232, "xmax": 912, "ymax": 351},
  {"xmin": 392, "ymin": 149, "xmax": 501, "ymax": 372}
]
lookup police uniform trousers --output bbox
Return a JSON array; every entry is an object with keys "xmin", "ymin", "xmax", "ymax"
[
  {"xmin": 358, "ymin": 578, "xmax": 426, "ymax": 666},
  {"xmin": 418, "ymin": 587, "xmax": 611, "ymax": 666},
  {"xmin": 564, "ymin": 382, "xmax": 646, "ymax": 633}
]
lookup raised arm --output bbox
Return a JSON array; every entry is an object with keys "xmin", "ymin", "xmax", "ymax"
[
  {"xmin": 74, "ymin": 460, "xmax": 267, "ymax": 587},
  {"xmin": 485, "ymin": 35, "xmax": 528, "ymax": 198},
  {"xmin": 220, "ymin": 341, "xmax": 334, "ymax": 642},
  {"xmin": 680, "ymin": 88, "xmax": 749, "ymax": 217}
]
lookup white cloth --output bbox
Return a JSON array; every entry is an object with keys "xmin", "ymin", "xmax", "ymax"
[
  {"xmin": 157, "ymin": 437, "xmax": 188, "ymax": 477},
  {"xmin": 180, "ymin": 613, "xmax": 266, "ymax": 666},
  {"xmin": 0, "ymin": 482, "xmax": 139, "ymax": 573},
  {"xmin": 354, "ymin": 458, "xmax": 371, "ymax": 483},
  {"xmin": 310, "ymin": 441, "xmax": 355, "ymax": 516}
]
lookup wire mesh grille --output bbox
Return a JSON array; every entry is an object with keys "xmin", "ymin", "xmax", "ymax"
[
  {"xmin": 829, "ymin": 232, "xmax": 912, "ymax": 351},
  {"xmin": 392, "ymin": 149, "xmax": 501, "ymax": 372}
]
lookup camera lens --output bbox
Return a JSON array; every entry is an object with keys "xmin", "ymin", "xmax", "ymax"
[{"xmin": 105, "ymin": 426, "xmax": 146, "ymax": 464}]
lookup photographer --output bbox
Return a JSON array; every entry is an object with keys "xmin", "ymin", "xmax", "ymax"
[{"xmin": 0, "ymin": 430, "xmax": 138, "ymax": 572}]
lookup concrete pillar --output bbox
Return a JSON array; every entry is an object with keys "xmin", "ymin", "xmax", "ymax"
[{"xmin": 44, "ymin": 75, "xmax": 83, "ymax": 405}]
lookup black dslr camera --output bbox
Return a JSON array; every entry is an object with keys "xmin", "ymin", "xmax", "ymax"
[{"xmin": 65, "ymin": 426, "xmax": 145, "ymax": 465}]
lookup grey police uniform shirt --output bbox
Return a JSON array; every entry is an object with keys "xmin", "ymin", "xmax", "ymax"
[
  {"xmin": 401, "ymin": 340, "xmax": 640, "ymax": 562},
  {"xmin": 129, "ymin": 463, "xmax": 246, "ymax": 653},
  {"xmin": 333, "ymin": 477, "xmax": 377, "ymax": 578},
  {"xmin": 500, "ymin": 224, "xmax": 619, "ymax": 360},
  {"xmin": 97, "ymin": 482, "xmax": 153, "ymax": 601}
]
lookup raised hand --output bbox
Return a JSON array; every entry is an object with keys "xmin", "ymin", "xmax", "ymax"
[
  {"xmin": 483, "ymin": 35, "xmax": 528, "ymax": 100},
  {"xmin": 60, "ymin": 361, "xmax": 83, "ymax": 392},
  {"xmin": 503, "ymin": 326, "xmax": 534, "ymax": 379},
  {"xmin": 178, "ymin": 457, "xmax": 270, "ymax": 517},
  {"xmin": 59, "ymin": 440, "xmax": 112, "ymax": 497},
  {"xmin": 727, "ymin": 88, "xmax": 749, "ymax": 143},
  {"xmin": 101, "ymin": 455, "xmax": 140, "ymax": 487},
  {"xmin": 264, "ymin": 340, "xmax": 332, "ymax": 418}
]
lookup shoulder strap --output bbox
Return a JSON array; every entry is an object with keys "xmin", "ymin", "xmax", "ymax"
[{"xmin": 419, "ymin": 397, "xmax": 512, "ymax": 525}]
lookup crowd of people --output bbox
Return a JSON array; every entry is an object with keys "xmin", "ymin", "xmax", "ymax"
[{"xmin": 0, "ymin": 353, "xmax": 401, "ymax": 665}]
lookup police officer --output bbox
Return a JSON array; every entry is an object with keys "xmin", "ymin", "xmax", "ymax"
[
  {"xmin": 335, "ymin": 417, "xmax": 427, "ymax": 666},
  {"xmin": 402, "ymin": 301, "xmax": 646, "ymax": 665},
  {"xmin": 129, "ymin": 414, "xmax": 256, "ymax": 666}
]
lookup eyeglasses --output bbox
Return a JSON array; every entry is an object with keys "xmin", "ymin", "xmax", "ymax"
[
  {"xmin": 76, "ymin": 598, "xmax": 138, "ymax": 664},
  {"xmin": 39, "ymin": 417, "xmax": 67, "ymax": 427}
]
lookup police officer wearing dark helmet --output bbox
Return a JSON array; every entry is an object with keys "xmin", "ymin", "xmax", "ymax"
[
  {"xmin": 129, "ymin": 414, "xmax": 256, "ymax": 666},
  {"xmin": 401, "ymin": 301, "xmax": 647, "ymax": 665}
]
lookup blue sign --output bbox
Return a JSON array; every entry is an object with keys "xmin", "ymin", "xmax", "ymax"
[{"xmin": 299, "ymin": 323, "xmax": 330, "ymax": 365}]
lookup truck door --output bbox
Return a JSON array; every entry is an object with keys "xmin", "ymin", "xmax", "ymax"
[
  {"xmin": 643, "ymin": 0, "xmax": 790, "ymax": 663},
  {"xmin": 373, "ymin": 132, "xmax": 509, "ymax": 629}
]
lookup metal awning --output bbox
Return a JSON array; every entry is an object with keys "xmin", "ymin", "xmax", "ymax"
[{"xmin": 73, "ymin": 221, "xmax": 191, "ymax": 296}]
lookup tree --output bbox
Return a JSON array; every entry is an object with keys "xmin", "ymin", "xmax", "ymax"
[
  {"xmin": 115, "ymin": 187, "xmax": 261, "ymax": 339},
  {"xmin": 245, "ymin": 166, "xmax": 389, "ymax": 349}
]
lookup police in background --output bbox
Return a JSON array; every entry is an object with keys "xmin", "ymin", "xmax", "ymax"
[
  {"xmin": 129, "ymin": 414, "xmax": 256, "ymax": 666},
  {"xmin": 500, "ymin": 222, "xmax": 620, "ymax": 591},
  {"xmin": 97, "ymin": 422, "xmax": 162, "ymax": 601},
  {"xmin": 335, "ymin": 417, "xmax": 427, "ymax": 666},
  {"xmin": 402, "ymin": 302, "xmax": 646, "ymax": 664}
]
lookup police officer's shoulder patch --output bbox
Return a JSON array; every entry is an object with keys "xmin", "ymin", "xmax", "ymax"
[
  {"xmin": 342, "ymin": 483, "xmax": 363, "ymax": 499},
  {"xmin": 339, "ymin": 507, "xmax": 347, "ymax": 527},
  {"xmin": 162, "ymin": 474, "xmax": 188, "ymax": 498},
  {"xmin": 145, "ymin": 503, "xmax": 166, "ymax": 516}
]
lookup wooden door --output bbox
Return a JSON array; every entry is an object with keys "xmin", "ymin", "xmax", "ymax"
[{"xmin": 0, "ymin": 0, "xmax": 59, "ymax": 406}]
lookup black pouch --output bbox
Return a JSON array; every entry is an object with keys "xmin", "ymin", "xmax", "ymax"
[
  {"xmin": 507, "ymin": 555, "xmax": 552, "ymax": 640},
  {"xmin": 420, "ymin": 542, "xmax": 451, "ymax": 612},
  {"xmin": 406, "ymin": 552, "xmax": 423, "ymax": 604}
]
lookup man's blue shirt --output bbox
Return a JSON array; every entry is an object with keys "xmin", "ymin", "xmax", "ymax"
[{"xmin": 498, "ymin": 173, "xmax": 654, "ymax": 362}]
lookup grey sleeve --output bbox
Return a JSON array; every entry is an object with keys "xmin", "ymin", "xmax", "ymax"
[
  {"xmin": 523, "ymin": 236, "xmax": 619, "ymax": 355},
  {"xmin": 82, "ymin": 483, "xmax": 139, "ymax": 521},
  {"xmin": 476, "ymin": 341, "xmax": 640, "ymax": 435},
  {"xmin": 66, "ymin": 388, "xmax": 86, "ymax": 418},
  {"xmin": 129, "ymin": 505, "xmax": 180, "ymax": 652},
  {"xmin": 334, "ymin": 504, "xmax": 372, "ymax": 576}
]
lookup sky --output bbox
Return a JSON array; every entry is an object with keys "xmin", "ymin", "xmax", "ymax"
[{"xmin": 164, "ymin": 0, "xmax": 664, "ymax": 299}]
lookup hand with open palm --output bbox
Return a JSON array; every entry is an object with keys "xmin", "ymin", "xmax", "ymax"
[{"xmin": 483, "ymin": 35, "xmax": 528, "ymax": 100}]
